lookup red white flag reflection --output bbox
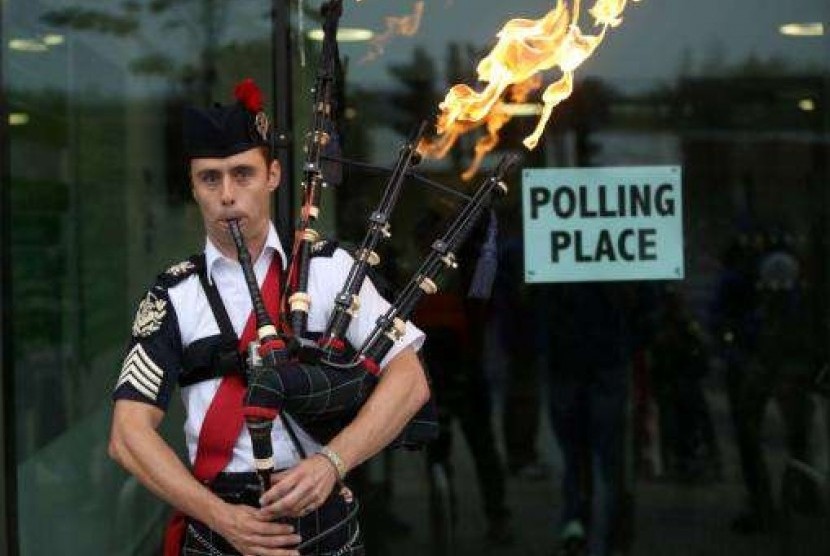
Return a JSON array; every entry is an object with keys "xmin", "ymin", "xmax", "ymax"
[{"xmin": 419, "ymin": 0, "xmax": 640, "ymax": 180}]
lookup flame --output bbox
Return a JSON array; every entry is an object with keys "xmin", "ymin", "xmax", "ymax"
[
  {"xmin": 361, "ymin": 1, "xmax": 425, "ymax": 63},
  {"xmin": 419, "ymin": 0, "xmax": 640, "ymax": 179}
]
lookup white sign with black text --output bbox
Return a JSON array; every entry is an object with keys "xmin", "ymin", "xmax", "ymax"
[{"xmin": 522, "ymin": 166, "xmax": 684, "ymax": 283}]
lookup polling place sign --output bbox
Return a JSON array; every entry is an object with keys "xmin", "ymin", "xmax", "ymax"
[{"xmin": 522, "ymin": 166, "xmax": 683, "ymax": 283}]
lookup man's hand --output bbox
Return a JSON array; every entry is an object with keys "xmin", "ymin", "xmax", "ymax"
[
  {"xmin": 259, "ymin": 454, "xmax": 339, "ymax": 518},
  {"xmin": 212, "ymin": 501, "xmax": 301, "ymax": 556},
  {"xmin": 109, "ymin": 400, "xmax": 304, "ymax": 555}
]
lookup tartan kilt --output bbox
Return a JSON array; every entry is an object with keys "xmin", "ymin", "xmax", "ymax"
[{"xmin": 182, "ymin": 472, "xmax": 363, "ymax": 556}]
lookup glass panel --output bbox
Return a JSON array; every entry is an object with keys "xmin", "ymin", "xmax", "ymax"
[
  {"xmin": 4, "ymin": 0, "xmax": 273, "ymax": 553},
  {"xmin": 2, "ymin": 0, "xmax": 827, "ymax": 554},
  {"xmin": 293, "ymin": 1, "xmax": 830, "ymax": 555}
]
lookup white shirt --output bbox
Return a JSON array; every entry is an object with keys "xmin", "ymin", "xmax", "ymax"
[{"xmin": 167, "ymin": 223, "xmax": 425, "ymax": 471}]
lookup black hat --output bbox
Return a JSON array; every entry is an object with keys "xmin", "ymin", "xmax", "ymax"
[{"xmin": 183, "ymin": 78, "xmax": 270, "ymax": 159}]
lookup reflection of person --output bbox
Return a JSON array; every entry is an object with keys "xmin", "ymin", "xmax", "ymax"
[
  {"xmin": 650, "ymin": 287, "xmax": 721, "ymax": 481},
  {"xmin": 492, "ymin": 219, "xmax": 548, "ymax": 479},
  {"xmin": 108, "ymin": 80, "xmax": 429, "ymax": 555},
  {"xmin": 713, "ymin": 232, "xmax": 814, "ymax": 533},
  {"xmin": 416, "ymin": 292, "xmax": 513, "ymax": 544},
  {"xmin": 545, "ymin": 283, "xmax": 636, "ymax": 556},
  {"xmin": 412, "ymin": 209, "xmax": 513, "ymax": 545}
]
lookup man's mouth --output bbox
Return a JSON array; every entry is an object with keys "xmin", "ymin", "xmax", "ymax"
[{"xmin": 220, "ymin": 216, "xmax": 244, "ymax": 228}]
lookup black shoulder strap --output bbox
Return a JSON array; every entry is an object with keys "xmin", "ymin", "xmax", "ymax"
[
  {"xmin": 196, "ymin": 254, "xmax": 239, "ymax": 347},
  {"xmin": 177, "ymin": 254, "xmax": 244, "ymax": 388}
]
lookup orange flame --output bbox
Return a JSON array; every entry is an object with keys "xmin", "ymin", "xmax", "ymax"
[
  {"xmin": 361, "ymin": 1, "xmax": 425, "ymax": 63},
  {"xmin": 419, "ymin": 0, "xmax": 640, "ymax": 179}
]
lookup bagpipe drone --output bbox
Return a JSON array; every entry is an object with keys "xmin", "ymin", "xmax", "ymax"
[{"xmin": 230, "ymin": 0, "xmax": 518, "ymax": 492}]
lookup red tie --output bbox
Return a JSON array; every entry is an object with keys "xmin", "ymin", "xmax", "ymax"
[{"xmin": 164, "ymin": 253, "xmax": 282, "ymax": 556}]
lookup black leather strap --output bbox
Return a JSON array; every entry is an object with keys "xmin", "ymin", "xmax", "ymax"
[
  {"xmin": 179, "ymin": 334, "xmax": 243, "ymax": 387},
  {"xmin": 176, "ymin": 255, "xmax": 245, "ymax": 388},
  {"xmin": 196, "ymin": 256, "xmax": 239, "ymax": 348}
]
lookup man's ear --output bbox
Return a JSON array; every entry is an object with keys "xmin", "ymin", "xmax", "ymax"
[{"xmin": 268, "ymin": 160, "xmax": 281, "ymax": 192}]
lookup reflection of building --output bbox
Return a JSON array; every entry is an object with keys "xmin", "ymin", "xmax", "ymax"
[
  {"xmin": 1, "ymin": 1, "xmax": 829, "ymax": 555},
  {"xmin": 678, "ymin": 75, "xmax": 828, "ymax": 220},
  {"xmin": 676, "ymin": 75, "xmax": 829, "ymax": 328},
  {"xmin": 2, "ymin": 2, "xmax": 283, "ymax": 553}
]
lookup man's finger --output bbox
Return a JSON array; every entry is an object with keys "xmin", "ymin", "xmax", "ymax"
[
  {"xmin": 260, "ymin": 479, "xmax": 296, "ymax": 506},
  {"xmin": 246, "ymin": 532, "xmax": 302, "ymax": 548},
  {"xmin": 244, "ymin": 518, "xmax": 297, "ymax": 536},
  {"xmin": 269, "ymin": 480, "xmax": 316, "ymax": 512},
  {"xmin": 263, "ymin": 493, "xmax": 304, "ymax": 517}
]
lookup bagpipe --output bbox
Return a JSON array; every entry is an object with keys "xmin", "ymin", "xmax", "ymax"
[{"xmin": 231, "ymin": 0, "xmax": 519, "ymax": 492}]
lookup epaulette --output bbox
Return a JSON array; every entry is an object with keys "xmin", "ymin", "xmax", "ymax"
[
  {"xmin": 310, "ymin": 239, "xmax": 339, "ymax": 258},
  {"xmin": 155, "ymin": 254, "xmax": 204, "ymax": 289}
]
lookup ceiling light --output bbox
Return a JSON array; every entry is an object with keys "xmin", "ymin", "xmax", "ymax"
[
  {"xmin": 9, "ymin": 113, "xmax": 30, "ymax": 125},
  {"xmin": 42, "ymin": 34, "xmax": 65, "ymax": 46},
  {"xmin": 798, "ymin": 99, "xmax": 816, "ymax": 112},
  {"xmin": 9, "ymin": 39, "xmax": 48, "ymax": 52},
  {"xmin": 307, "ymin": 28, "xmax": 374, "ymax": 42},
  {"xmin": 500, "ymin": 103, "xmax": 544, "ymax": 116},
  {"xmin": 779, "ymin": 22, "xmax": 824, "ymax": 37}
]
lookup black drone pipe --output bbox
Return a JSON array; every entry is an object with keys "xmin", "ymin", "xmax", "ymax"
[
  {"xmin": 320, "ymin": 122, "xmax": 428, "ymax": 359},
  {"xmin": 356, "ymin": 154, "xmax": 519, "ymax": 366},
  {"xmin": 285, "ymin": 0, "xmax": 343, "ymax": 339}
]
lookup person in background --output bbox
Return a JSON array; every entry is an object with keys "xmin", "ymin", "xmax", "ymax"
[
  {"xmin": 413, "ymin": 209, "xmax": 514, "ymax": 546},
  {"xmin": 545, "ymin": 283, "xmax": 640, "ymax": 556},
  {"xmin": 712, "ymin": 229, "xmax": 815, "ymax": 534},
  {"xmin": 650, "ymin": 286, "xmax": 721, "ymax": 482}
]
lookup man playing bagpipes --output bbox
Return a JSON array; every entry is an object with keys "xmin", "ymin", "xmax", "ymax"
[{"xmin": 108, "ymin": 76, "xmax": 430, "ymax": 555}]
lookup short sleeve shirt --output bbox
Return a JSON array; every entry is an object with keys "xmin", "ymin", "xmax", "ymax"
[{"xmin": 113, "ymin": 223, "xmax": 425, "ymax": 471}]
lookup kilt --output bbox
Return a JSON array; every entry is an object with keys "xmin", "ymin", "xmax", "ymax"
[{"xmin": 182, "ymin": 472, "xmax": 363, "ymax": 556}]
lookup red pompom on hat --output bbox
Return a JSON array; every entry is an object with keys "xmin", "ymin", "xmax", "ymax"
[{"xmin": 234, "ymin": 78, "xmax": 264, "ymax": 113}]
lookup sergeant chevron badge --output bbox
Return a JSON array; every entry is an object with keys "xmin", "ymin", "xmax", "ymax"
[{"xmin": 118, "ymin": 344, "xmax": 163, "ymax": 401}]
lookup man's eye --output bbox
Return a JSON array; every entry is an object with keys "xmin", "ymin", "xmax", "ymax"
[
  {"xmin": 233, "ymin": 168, "xmax": 254, "ymax": 181},
  {"xmin": 201, "ymin": 173, "xmax": 220, "ymax": 186}
]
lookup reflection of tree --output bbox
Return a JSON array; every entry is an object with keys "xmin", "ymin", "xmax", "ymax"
[
  {"xmin": 558, "ymin": 78, "xmax": 614, "ymax": 166},
  {"xmin": 445, "ymin": 42, "xmax": 480, "ymax": 173},
  {"xmin": 386, "ymin": 46, "xmax": 440, "ymax": 137},
  {"xmin": 732, "ymin": 54, "xmax": 793, "ymax": 78},
  {"xmin": 333, "ymin": 83, "xmax": 383, "ymax": 241},
  {"xmin": 679, "ymin": 41, "xmax": 803, "ymax": 79},
  {"xmin": 41, "ymin": 0, "xmax": 232, "ymax": 103}
]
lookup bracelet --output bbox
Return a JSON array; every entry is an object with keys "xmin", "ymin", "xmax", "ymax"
[{"xmin": 318, "ymin": 446, "xmax": 347, "ymax": 481}]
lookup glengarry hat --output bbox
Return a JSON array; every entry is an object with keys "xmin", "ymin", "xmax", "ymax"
[{"xmin": 183, "ymin": 78, "xmax": 270, "ymax": 159}]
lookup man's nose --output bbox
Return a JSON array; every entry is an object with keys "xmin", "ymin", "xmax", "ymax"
[{"xmin": 220, "ymin": 176, "xmax": 235, "ymax": 205}]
